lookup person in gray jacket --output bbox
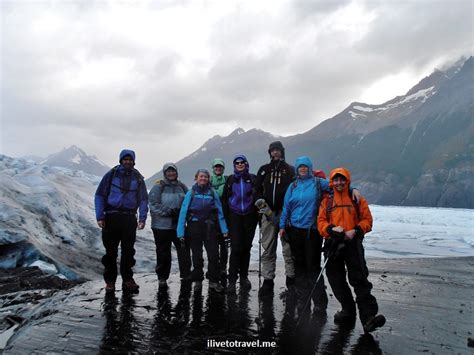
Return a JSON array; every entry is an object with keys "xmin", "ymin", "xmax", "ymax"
[{"xmin": 149, "ymin": 163, "xmax": 191, "ymax": 287}]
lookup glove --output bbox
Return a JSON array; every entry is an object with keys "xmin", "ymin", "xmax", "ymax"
[
  {"xmin": 322, "ymin": 225, "xmax": 345, "ymax": 258},
  {"xmin": 224, "ymin": 237, "xmax": 231, "ymax": 248},
  {"xmin": 327, "ymin": 225, "xmax": 345, "ymax": 243},
  {"xmin": 354, "ymin": 225, "xmax": 364, "ymax": 240},
  {"xmin": 255, "ymin": 199, "xmax": 273, "ymax": 217},
  {"xmin": 179, "ymin": 238, "xmax": 186, "ymax": 249},
  {"xmin": 170, "ymin": 208, "xmax": 180, "ymax": 223},
  {"xmin": 254, "ymin": 198, "xmax": 267, "ymax": 210},
  {"xmin": 280, "ymin": 232, "xmax": 290, "ymax": 244}
]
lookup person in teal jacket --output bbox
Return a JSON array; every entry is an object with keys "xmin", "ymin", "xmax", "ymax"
[{"xmin": 177, "ymin": 168, "xmax": 229, "ymax": 293}]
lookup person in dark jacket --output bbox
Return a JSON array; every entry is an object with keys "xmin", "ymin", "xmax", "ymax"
[
  {"xmin": 177, "ymin": 169, "xmax": 229, "ymax": 293},
  {"xmin": 95, "ymin": 149, "xmax": 148, "ymax": 293},
  {"xmin": 210, "ymin": 158, "xmax": 229, "ymax": 283},
  {"xmin": 149, "ymin": 163, "xmax": 191, "ymax": 288},
  {"xmin": 222, "ymin": 155, "xmax": 259, "ymax": 292},
  {"xmin": 254, "ymin": 141, "xmax": 296, "ymax": 297}
]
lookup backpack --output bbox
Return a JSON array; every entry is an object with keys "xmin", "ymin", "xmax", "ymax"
[
  {"xmin": 158, "ymin": 179, "xmax": 187, "ymax": 192},
  {"xmin": 106, "ymin": 165, "xmax": 144, "ymax": 197},
  {"xmin": 153, "ymin": 179, "xmax": 187, "ymax": 204},
  {"xmin": 313, "ymin": 169, "xmax": 326, "ymax": 179},
  {"xmin": 325, "ymin": 187, "xmax": 361, "ymax": 221}
]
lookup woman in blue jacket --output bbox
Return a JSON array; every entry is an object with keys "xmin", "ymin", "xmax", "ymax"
[
  {"xmin": 177, "ymin": 169, "xmax": 228, "ymax": 293},
  {"xmin": 279, "ymin": 156, "xmax": 330, "ymax": 313},
  {"xmin": 221, "ymin": 155, "xmax": 258, "ymax": 292}
]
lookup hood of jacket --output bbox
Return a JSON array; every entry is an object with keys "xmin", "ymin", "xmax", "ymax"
[
  {"xmin": 233, "ymin": 154, "xmax": 250, "ymax": 176},
  {"xmin": 268, "ymin": 141, "xmax": 285, "ymax": 160},
  {"xmin": 119, "ymin": 149, "xmax": 136, "ymax": 163},
  {"xmin": 329, "ymin": 167, "xmax": 351, "ymax": 192},
  {"xmin": 295, "ymin": 156, "xmax": 313, "ymax": 179},
  {"xmin": 212, "ymin": 158, "xmax": 225, "ymax": 169},
  {"xmin": 163, "ymin": 162, "xmax": 178, "ymax": 177}
]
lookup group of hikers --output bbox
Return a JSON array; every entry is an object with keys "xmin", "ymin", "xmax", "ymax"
[{"xmin": 94, "ymin": 141, "xmax": 386, "ymax": 333}]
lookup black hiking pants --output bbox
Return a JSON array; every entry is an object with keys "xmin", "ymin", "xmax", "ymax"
[
  {"xmin": 288, "ymin": 226, "xmax": 328, "ymax": 308},
  {"xmin": 325, "ymin": 238, "xmax": 378, "ymax": 323},
  {"xmin": 187, "ymin": 221, "xmax": 220, "ymax": 282},
  {"xmin": 217, "ymin": 232, "xmax": 228, "ymax": 276},
  {"xmin": 101, "ymin": 213, "xmax": 137, "ymax": 283},
  {"xmin": 228, "ymin": 212, "xmax": 259, "ymax": 282},
  {"xmin": 152, "ymin": 228, "xmax": 191, "ymax": 281}
]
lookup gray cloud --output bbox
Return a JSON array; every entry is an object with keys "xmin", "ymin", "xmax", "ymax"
[{"xmin": 1, "ymin": 0, "xmax": 472, "ymax": 176}]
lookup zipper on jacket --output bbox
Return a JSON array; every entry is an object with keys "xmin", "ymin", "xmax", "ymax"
[
  {"xmin": 272, "ymin": 171, "xmax": 277, "ymax": 207},
  {"xmin": 240, "ymin": 178, "xmax": 244, "ymax": 213}
]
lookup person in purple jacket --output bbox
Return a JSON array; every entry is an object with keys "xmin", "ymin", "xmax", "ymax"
[
  {"xmin": 94, "ymin": 149, "xmax": 149, "ymax": 294},
  {"xmin": 222, "ymin": 155, "xmax": 259, "ymax": 292}
]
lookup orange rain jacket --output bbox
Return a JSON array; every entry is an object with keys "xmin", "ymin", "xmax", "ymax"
[{"xmin": 317, "ymin": 167, "xmax": 373, "ymax": 239}]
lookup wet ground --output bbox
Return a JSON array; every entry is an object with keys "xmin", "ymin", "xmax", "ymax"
[{"xmin": 2, "ymin": 257, "xmax": 473, "ymax": 354}]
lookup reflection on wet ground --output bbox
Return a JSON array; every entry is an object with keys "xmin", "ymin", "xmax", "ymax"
[{"xmin": 4, "ymin": 257, "xmax": 474, "ymax": 354}]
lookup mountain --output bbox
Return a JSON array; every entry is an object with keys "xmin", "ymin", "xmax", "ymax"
[
  {"xmin": 284, "ymin": 56, "xmax": 473, "ymax": 207},
  {"xmin": 0, "ymin": 155, "xmax": 156, "ymax": 280},
  {"xmin": 146, "ymin": 128, "xmax": 281, "ymax": 186},
  {"xmin": 41, "ymin": 145, "xmax": 110, "ymax": 177},
  {"xmin": 147, "ymin": 57, "xmax": 474, "ymax": 208}
]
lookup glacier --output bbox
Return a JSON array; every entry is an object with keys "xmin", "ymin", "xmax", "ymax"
[{"xmin": 1, "ymin": 154, "xmax": 472, "ymax": 281}]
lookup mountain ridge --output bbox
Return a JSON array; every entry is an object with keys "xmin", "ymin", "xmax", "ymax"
[{"xmin": 146, "ymin": 56, "xmax": 474, "ymax": 208}]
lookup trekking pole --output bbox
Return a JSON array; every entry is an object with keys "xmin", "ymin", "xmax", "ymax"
[
  {"xmin": 255, "ymin": 220, "xmax": 263, "ymax": 332},
  {"xmin": 259, "ymin": 223, "xmax": 262, "ymax": 290},
  {"xmin": 295, "ymin": 238, "xmax": 344, "ymax": 328},
  {"xmin": 295, "ymin": 256, "xmax": 329, "ymax": 328}
]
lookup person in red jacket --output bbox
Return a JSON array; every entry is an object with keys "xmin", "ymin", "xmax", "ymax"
[{"xmin": 318, "ymin": 167, "xmax": 385, "ymax": 333}]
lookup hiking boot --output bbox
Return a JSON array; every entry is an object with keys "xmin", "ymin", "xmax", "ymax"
[
  {"xmin": 363, "ymin": 314, "xmax": 386, "ymax": 333},
  {"xmin": 258, "ymin": 279, "xmax": 274, "ymax": 298},
  {"xmin": 158, "ymin": 279, "xmax": 168, "ymax": 289},
  {"xmin": 240, "ymin": 277, "xmax": 252, "ymax": 290},
  {"xmin": 334, "ymin": 309, "xmax": 356, "ymax": 324},
  {"xmin": 105, "ymin": 282, "xmax": 115, "ymax": 293},
  {"xmin": 122, "ymin": 279, "xmax": 139, "ymax": 293},
  {"xmin": 227, "ymin": 281, "xmax": 236, "ymax": 293},
  {"xmin": 209, "ymin": 282, "xmax": 224, "ymax": 293}
]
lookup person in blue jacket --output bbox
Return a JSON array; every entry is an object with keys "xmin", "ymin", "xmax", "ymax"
[
  {"xmin": 177, "ymin": 168, "xmax": 229, "ymax": 293},
  {"xmin": 279, "ymin": 156, "xmax": 362, "ymax": 314},
  {"xmin": 95, "ymin": 149, "xmax": 149, "ymax": 293},
  {"xmin": 221, "ymin": 155, "xmax": 259, "ymax": 292}
]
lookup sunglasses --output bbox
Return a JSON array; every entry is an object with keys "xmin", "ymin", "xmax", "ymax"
[{"xmin": 234, "ymin": 161, "xmax": 245, "ymax": 165}]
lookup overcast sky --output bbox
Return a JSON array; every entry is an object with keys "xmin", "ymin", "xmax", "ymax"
[{"xmin": 1, "ymin": 0, "xmax": 472, "ymax": 176}]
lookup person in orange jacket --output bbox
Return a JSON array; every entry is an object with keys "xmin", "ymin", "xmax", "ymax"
[{"xmin": 318, "ymin": 167, "xmax": 385, "ymax": 333}]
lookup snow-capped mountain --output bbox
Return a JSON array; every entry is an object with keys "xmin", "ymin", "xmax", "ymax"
[
  {"xmin": 41, "ymin": 145, "xmax": 110, "ymax": 177},
  {"xmin": 147, "ymin": 57, "xmax": 473, "ymax": 207},
  {"xmin": 146, "ymin": 128, "xmax": 281, "ymax": 187},
  {"xmin": 286, "ymin": 57, "xmax": 474, "ymax": 208},
  {"xmin": 0, "ymin": 155, "xmax": 155, "ymax": 280},
  {"xmin": 308, "ymin": 60, "xmax": 461, "ymax": 140}
]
